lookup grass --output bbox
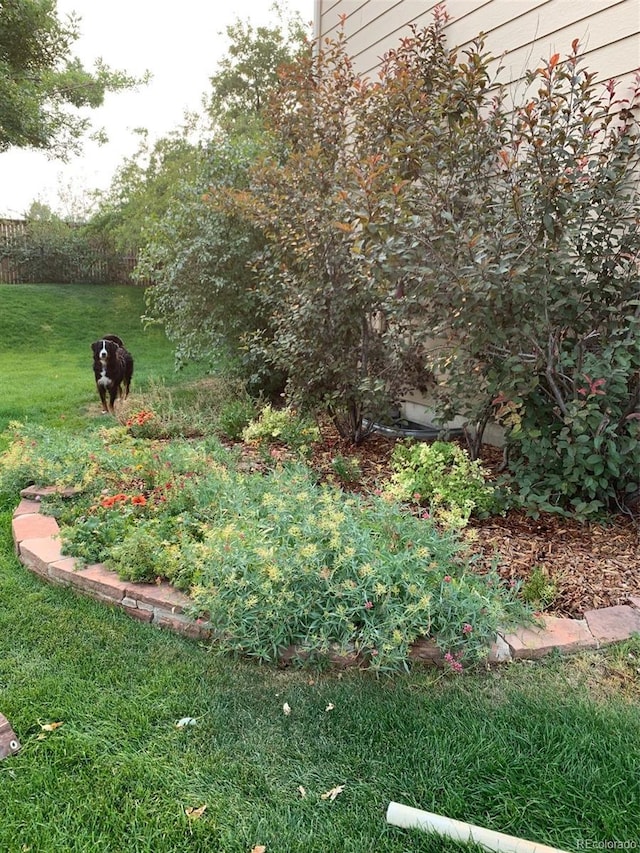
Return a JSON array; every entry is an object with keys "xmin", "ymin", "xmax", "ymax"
[
  {"xmin": 0, "ymin": 283, "xmax": 207, "ymax": 437},
  {"xmin": 1, "ymin": 284, "xmax": 639, "ymax": 852}
]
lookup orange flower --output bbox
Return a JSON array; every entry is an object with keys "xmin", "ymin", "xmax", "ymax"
[
  {"xmin": 101, "ymin": 493, "xmax": 129, "ymax": 508},
  {"xmin": 126, "ymin": 410, "xmax": 154, "ymax": 428},
  {"xmin": 131, "ymin": 495, "xmax": 147, "ymax": 506}
]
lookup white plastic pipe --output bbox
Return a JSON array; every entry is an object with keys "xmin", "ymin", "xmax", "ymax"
[{"xmin": 386, "ymin": 802, "xmax": 571, "ymax": 853}]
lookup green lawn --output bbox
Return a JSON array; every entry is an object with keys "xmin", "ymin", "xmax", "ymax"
[
  {"xmin": 0, "ymin": 283, "xmax": 205, "ymax": 435},
  {"xmin": 1, "ymin": 284, "xmax": 639, "ymax": 852}
]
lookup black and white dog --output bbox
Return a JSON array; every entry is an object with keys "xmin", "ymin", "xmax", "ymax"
[{"xmin": 91, "ymin": 335, "xmax": 134, "ymax": 413}]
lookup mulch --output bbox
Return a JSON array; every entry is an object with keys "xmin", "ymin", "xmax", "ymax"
[
  {"xmin": 469, "ymin": 511, "xmax": 639, "ymax": 618},
  {"xmin": 303, "ymin": 423, "xmax": 640, "ymax": 619}
]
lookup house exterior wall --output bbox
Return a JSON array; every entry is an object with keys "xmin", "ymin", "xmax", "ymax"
[{"xmin": 316, "ymin": 1, "xmax": 640, "ymax": 93}]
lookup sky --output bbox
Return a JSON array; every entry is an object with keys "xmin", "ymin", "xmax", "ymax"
[{"xmin": 0, "ymin": 0, "xmax": 313, "ymax": 219}]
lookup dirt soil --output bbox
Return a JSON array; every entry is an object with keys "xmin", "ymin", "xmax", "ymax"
[{"xmin": 299, "ymin": 425, "xmax": 640, "ymax": 619}]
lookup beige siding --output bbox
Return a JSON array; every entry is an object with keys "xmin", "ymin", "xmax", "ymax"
[{"xmin": 318, "ymin": 0, "xmax": 640, "ymax": 90}]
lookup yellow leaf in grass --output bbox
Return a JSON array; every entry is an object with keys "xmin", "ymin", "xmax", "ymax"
[
  {"xmin": 321, "ymin": 784, "xmax": 345, "ymax": 801},
  {"xmin": 39, "ymin": 721, "xmax": 63, "ymax": 732},
  {"xmin": 185, "ymin": 805, "xmax": 207, "ymax": 820}
]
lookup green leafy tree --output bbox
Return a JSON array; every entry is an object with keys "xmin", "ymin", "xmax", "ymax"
[
  {"xmin": 89, "ymin": 6, "xmax": 304, "ymax": 280},
  {"xmin": 122, "ymin": 7, "xmax": 307, "ymax": 393},
  {"xmin": 86, "ymin": 126, "xmax": 202, "ymax": 253},
  {"xmin": 138, "ymin": 134, "xmax": 280, "ymax": 393},
  {"xmin": 207, "ymin": 2, "xmax": 308, "ymax": 135},
  {"xmin": 0, "ymin": 0, "xmax": 147, "ymax": 157}
]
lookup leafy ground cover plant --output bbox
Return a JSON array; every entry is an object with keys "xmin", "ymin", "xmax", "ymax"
[
  {"xmin": 330, "ymin": 453, "xmax": 362, "ymax": 486},
  {"xmin": 1, "ymin": 423, "xmax": 529, "ymax": 672},
  {"xmin": 186, "ymin": 465, "xmax": 528, "ymax": 671},
  {"xmin": 0, "ymin": 422, "xmax": 103, "ymax": 494},
  {"xmin": 521, "ymin": 566, "xmax": 558, "ymax": 612},
  {"xmin": 216, "ymin": 398, "xmax": 257, "ymax": 441},
  {"xmin": 242, "ymin": 404, "xmax": 321, "ymax": 454},
  {"xmin": 385, "ymin": 441, "xmax": 500, "ymax": 526}
]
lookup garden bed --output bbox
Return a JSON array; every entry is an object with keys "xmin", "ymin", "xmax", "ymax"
[
  {"xmin": 4, "ymin": 411, "xmax": 638, "ymax": 668},
  {"xmin": 298, "ymin": 424, "xmax": 640, "ymax": 620}
]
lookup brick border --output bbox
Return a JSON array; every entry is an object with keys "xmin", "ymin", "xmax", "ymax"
[
  {"xmin": 12, "ymin": 490, "xmax": 640, "ymax": 666},
  {"xmin": 13, "ymin": 494, "xmax": 212, "ymax": 642}
]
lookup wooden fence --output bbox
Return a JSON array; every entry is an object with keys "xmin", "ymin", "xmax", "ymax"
[
  {"xmin": 0, "ymin": 219, "xmax": 24, "ymax": 284},
  {"xmin": 0, "ymin": 219, "xmax": 146, "ymax": 285}
]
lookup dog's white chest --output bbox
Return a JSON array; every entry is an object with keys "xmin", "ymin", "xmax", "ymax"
[{"xmin": 98, "ymin": 367, "xmax": 112, "ymax": 388}]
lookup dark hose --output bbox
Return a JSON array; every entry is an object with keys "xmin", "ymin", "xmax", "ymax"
[{"xmin": 363, "ymin": 419, "xmax": 464, "ymax": 441}]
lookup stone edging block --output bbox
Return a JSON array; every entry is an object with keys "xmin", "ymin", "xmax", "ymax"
[
  {"xmin": 584, "ymin": 605, "xmax": 640, "ymax": 644},
  {"xmin": 10, "ymin": 490, "xmax": 640, "ymax": 667},
  {"xmin": 500, "ymin": 616, "xmax": 598, "ymax": 660}
]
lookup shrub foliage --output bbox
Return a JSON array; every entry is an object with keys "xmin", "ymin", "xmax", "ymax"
[
  {"xmin": 234, "ymin": 16, "xmax": 639, "ymax": 513},
  {"xmin": 101, "ymin": 10, "xmax": 640, "ymax": 516},
  {"xmin": 339, "ymin": 21, "xmax": 640, "ymax": 515},
  {"xmin": 1, "ymin": 203, "xmax": 135, "ymax": 284}
]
